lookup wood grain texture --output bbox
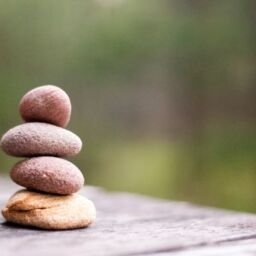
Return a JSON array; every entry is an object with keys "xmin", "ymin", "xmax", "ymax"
[{"xmin": 1, "ymin": 178, "xmax": 256, "ymax": 256}]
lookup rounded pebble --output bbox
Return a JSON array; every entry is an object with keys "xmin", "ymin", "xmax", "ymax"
[
  {"xmin": 0, "ymin": 122, "xmax": 82, "ymax": 157},
  {"xmin": 11, "ymin": 157, "xmax": 84, "ymax": 195},
  {"xmin": 2, "ymin": 190, "xmax": 96, "ymax": 230},
  {"xmin": 19, "ymin": 85, "xmax": 71, "ymax": 127}
]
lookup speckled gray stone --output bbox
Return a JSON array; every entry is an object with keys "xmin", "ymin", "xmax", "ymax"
[
  {"xmin": 11, "ymin": 157, "xmax": 84, "ymax": 195},
  {"xmin": 0, "ymin": 122, "xmax": 82, "ymax": 157},
  {"xmin": 19, "ymin": 85, "xmax": 71, "ymax": 128}
]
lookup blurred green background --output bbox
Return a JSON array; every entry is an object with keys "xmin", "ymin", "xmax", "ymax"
[{"xmin": 0, "ymin": 0, "xmax": 255, "ymax": 212}]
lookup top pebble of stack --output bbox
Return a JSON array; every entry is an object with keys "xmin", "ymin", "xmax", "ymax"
[{"xmin": 19, "ymin": 85, "xmax": 71, "ymax": 127}]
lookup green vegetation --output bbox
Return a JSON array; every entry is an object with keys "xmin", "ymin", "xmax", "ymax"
[{"xmin": 0, "ymin": 0, "xmax": 255, "ymax": 212}]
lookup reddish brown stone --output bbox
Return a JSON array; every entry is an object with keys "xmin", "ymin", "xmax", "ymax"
[
  {"xmin": 11, "ymin": 157, "xmax": 84, "ymax": 195},
  {"xmin": 19, "ymin": 85, "xmax": 71, "ymax": 128}
]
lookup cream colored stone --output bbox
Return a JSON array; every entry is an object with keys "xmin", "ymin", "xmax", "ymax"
[{"xmin": 2, "ymin": 190, "xmax": 96, "ymax": 230}]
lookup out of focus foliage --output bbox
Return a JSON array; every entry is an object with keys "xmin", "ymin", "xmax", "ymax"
[{"xmin": 0, "ymin": 0, "xmax": 255, "ymax": 211}]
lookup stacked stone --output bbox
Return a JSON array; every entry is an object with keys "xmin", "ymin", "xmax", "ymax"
[{"xmin": 1, "ymin": 85, "xmax": 96, "ymax": 230}]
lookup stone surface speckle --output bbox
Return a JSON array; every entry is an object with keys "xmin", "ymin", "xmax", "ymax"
[
  {"xmin": 11, "ymin": 157, "xmax": 84, "ymax": 194},
  {"xmin": 19, "ymin": 85, "xmax": 71, "ymax": 128},
  {"xmin": 0, "ymin": 123, "xmax": 82, "ymax": 157}
]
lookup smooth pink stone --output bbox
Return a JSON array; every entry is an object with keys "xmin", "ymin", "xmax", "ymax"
[
  {"xmin": 11, "ymin": 157, "xmax": 84, "ymax": 195},
  {"xmin": 19, "ymin": 85, "xmax": 71, "ymax": 128},
  {"xmin": 0, "ymin": 122, "xmax": 82, "ymax": 157}
]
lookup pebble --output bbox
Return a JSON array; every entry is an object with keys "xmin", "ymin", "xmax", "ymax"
[
  {"xmin": 2, "ymin": 190, "xmax": 96, "ymax": 230},
  {"xmin": 0, "ymin": 122, "xmax": 82, "ymax": 157},
  {"xmin": 19, "ymin": 85, "xmax": 71, "ymax": 128},
  {"xmin": 11, "ymin": 157, "xmax": 84, "ymax": 195}
]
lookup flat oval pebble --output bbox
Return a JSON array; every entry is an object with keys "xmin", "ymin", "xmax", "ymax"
[
  {"xmin": 19, "ymin": 85, "xmax": 71, "ymax": 127},
  {"xmin": 0, "ymin": 122, "xmax": 82, "ymax": 157},
  {"xmin": 11, "ymin": 157, "xmax": 84, "ymax": 195},
  {"xmin": 2, "ymin": 190, "xmax": 96, "ymax": 230}
]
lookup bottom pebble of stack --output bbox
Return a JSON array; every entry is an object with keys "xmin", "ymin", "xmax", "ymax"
[{"xmin": 2, "ymin": 190, "xmax": 96, "ymax": 230}]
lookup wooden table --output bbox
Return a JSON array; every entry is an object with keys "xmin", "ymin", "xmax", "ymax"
[{"xmin": 1, "ymin": 178, "xmax": 256, "ymax": 256}]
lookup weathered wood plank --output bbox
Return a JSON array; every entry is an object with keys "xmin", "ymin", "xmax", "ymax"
[
  {"xmin": 1, "ymin": 178, "xmax": 256, "ymax": 256},
  {"xmin": 164, "ymin": 239, "xmax": 256, "ymax": 256}
]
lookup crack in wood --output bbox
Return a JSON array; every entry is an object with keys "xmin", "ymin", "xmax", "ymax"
[{"xmin": 123, "ymin": 234, "xmax": 256, "ymax": 256}]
